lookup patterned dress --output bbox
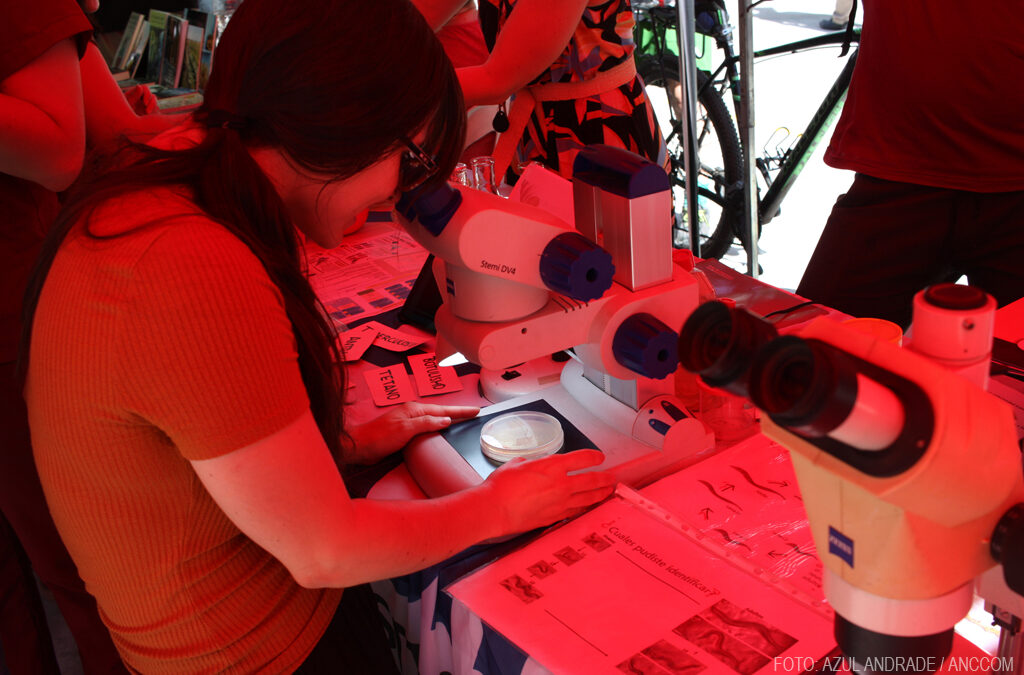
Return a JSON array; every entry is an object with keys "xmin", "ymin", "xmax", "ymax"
[{"xmin": 479, "ymin": 0, "xmax": 667, "ymax": 179}]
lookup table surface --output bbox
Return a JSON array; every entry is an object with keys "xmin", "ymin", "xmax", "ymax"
[{"xmin": 313, "ymin": 218, "xmax": 1007, "ymax": 675}]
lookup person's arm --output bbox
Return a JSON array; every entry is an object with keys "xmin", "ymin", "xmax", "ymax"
[
  {"xmin": 344, "ymin": 402, "xmax": 481, "ymax": 464},
  {"xmin": 456, "ymin": 0, "xmax": 589, "ymax": 107},
  {"xmin": 78, "ymin": 42, "xmax": 178, "ymax": 148},
  {"xmin": 0, "ymin": 38, "xmax": 85, "ymax": 191},
  {"xmin": 191, "ymin": 409, "xmax": 614, "ymax": 588}
]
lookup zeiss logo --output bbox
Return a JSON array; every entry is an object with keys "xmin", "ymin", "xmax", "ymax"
[{"xmin": 828, "ymin": 526, "xmax": 854, "ymax": 567}]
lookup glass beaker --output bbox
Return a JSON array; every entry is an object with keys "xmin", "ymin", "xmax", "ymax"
[
  {"xmin": 698, "ymin": 381, "xmax": 758, "ymax": 444},
  {"xmin": 470, "ymin": 156, "xmax": 497, "ymax": 194},
  {"xmin": 451, "ymin": 162, "xmax": 472, "ymax": 187}
]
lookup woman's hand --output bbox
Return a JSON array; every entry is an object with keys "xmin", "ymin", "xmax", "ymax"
[
  {"xmin": 344, "ymin": 402, "xmax": 480, "ymax": 465},
  {"xmin": 482, "ymin": 449, "xmax": 616, "ymax": 536}
]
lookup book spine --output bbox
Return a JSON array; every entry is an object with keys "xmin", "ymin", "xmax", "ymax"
[{"xmin": 156, "ymin": 92, "xmax": 204, "ymax": 112}]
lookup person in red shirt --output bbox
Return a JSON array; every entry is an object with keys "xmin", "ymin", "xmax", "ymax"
[
  {"xmin": 435, "ymin": 1, "xmax": 499, "ymax": 161},
  {"xmin": 2, "ymin": 2, "xmax": 174, "ymax": 672},
  {"xmin": 21, "ymin": 0, "xmax": 615, "ymax": 671},
  {"xmin": 3, "ymin": 4, "xmax": 131, "ymax": 673},
  {"xmin": 797, "ymin": 0, "xmax": 1024, "ymax": 328}
]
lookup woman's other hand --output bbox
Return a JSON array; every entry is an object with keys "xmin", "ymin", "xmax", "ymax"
[
  {"xmin": 482, "ymin": 449, "xmax": 616, "ymax": 535},
  {"xmin": 345, "ymin": 402, "xmax": 480, "ymax": 464}
]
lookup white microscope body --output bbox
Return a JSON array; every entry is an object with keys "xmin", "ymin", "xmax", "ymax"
[
  {"xmin": 393, "ymin": 146, "xmax": 715, "ymax": 493},
  {"xmin": 677, "ymin": 288, "xmax": 1024, "ymax": 669}
]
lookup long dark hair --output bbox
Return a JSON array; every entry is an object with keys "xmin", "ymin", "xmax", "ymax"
[{"xmin": 22, "ymin": 0, "xmax": 465, "ymax": 459}]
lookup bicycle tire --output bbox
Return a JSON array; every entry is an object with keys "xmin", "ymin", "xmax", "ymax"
[{"xmin": 638, "ymin": 55, "xmax": 744, "ymax": 260}]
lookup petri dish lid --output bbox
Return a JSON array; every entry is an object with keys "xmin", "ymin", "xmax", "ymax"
[{"xmin": 480, "ymin": 411, "xmax": 564, "ymax": 463}]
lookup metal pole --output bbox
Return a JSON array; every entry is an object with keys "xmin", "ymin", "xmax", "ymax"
[
  {"xmin": 992, "ymin": 619, "xmax": 1024, "ymax": 674},
  {"xmin": 736, "ymin": 0, "xmax": 758, "ymax": 278},
  {"xmin": 675, "ymin": 0, "xmax": 701, "ymax": 258}
]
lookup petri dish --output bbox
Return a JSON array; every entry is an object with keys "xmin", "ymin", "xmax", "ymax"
[{"xmin": 479, "ymin": 412, "xmax": 564, "ymax": 463}]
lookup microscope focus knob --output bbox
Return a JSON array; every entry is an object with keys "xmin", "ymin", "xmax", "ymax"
[
  {"xmin": 539, "ymin": 232, "xmax": 614, "ymax": 301},
  {"xmin": 991, "ymin": 503, "xmax": 1024, "ymax": 595},
  {"xmin": 612, "ymin": 313, "xmax": 680, "ymax": 380}
]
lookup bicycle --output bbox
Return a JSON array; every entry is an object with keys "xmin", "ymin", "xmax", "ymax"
[{"xmin": 632, "ymin": 0, "xmax": 859, "ymax": 260}]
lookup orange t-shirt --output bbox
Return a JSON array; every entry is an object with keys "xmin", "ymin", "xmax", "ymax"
[{"xmin": 26, "ymin": 189, "xmax": 341, "ymax": 673}]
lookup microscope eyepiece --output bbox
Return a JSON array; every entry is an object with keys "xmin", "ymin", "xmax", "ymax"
[
  {"xmin": 922, "ymin": 283, "xmax": 989, "ymax": 311},
  {"xmin": 395, "ymin": 183, "xmax": 463, "ymax": 236},
  {"xmin": 748, "ymin": 336, "xmax": 855, "ymax": 432},
  {"xmin": 677, "ymin": 301, "xmax": 778, "ymax": 396},
  {"xmin": 750, "ymin": 337, "xmax": 906, "ymax": 451}
]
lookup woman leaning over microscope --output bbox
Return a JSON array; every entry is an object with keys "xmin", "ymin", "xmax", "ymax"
[{"xmin": 20, "ymin": 0, "xmax": 615, "ymax": 672}]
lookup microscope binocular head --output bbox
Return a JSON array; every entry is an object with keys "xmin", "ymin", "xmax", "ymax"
[{"xmin": 677, "ymin": 296, "xmax": 1024, "ymax": 669}]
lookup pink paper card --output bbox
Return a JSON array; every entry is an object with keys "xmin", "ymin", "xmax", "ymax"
[
  {"xmin": 368, "ymin": 321, "xmax": 428, "ymax": 352},
  {"xmin": 364, "ymin": 365, "xmax": 416, "ymax": 407},
  {"xmin": 337, "ymin": 323, "xmax": 379, "ymax": 362},
  {"xmin": 408, "ymin": 352, "xmax": 463, "ymax": 397}
]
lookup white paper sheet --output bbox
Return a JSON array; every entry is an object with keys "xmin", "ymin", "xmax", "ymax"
[
  {"xmin": 304, "ymin": 221, "xmax": 428, "ymax": 322},
  {"xmin": 638, "ymin": 436, "xmax": 828, "ymax": 613},
  {"xmin": 447, "ymin": 485, "xmax": 834, "ymax": 675}
]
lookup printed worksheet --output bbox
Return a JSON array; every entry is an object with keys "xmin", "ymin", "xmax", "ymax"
[
  {"xmin": 447, "ymin": 486, "xmax": 834, "ymax": 675},
  {"xmin": 639, "ymin": 436, "xmax": 828, "ymax": 612},
  {"xmin": 304, "ymin": 221, "xmax": 428, "ymax": 321}
]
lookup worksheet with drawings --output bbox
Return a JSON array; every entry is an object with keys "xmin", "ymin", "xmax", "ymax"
[
  {"xmin": 638, "ymin": 436, "xmax": 827, "ymax": 612},
  {"xmin": 304, "ymin": 220, "xmax": 427, "ymax": 321},
  {"xmin": 446, "ymin": 458, "xmax": 835, "ymax": 675}
]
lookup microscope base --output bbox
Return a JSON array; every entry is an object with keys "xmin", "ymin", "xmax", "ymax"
[
  {"xmin": 403, "ymin": 362, "xmax": 715, "ymax": 497},
  {"xmin": 478, "ymin": 353, "xmax": 569, "ymax": 403}
]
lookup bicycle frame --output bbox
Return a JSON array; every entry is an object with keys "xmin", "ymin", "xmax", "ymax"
[
  {"xmin": 634, "ymin": 3, "xmax": 860, "ymax": 227},
  {"xmin": 713, "ymin": 32, "xmax": 860, "ymax": 226},
  {"xmin": 633, "ymin": 2, "xmax": 860, "ymax": 254}
]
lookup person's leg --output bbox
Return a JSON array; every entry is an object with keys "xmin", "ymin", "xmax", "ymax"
[
  {"xmin": 833, "ymin": 0, "xmax": 854, "ymax": 23},
  {"xmin": 796, "ymin": 175, "xmax": 957, "ymax": 328},
  {"xmin": 955, "ymin": 189, "xmax": 1024, "ymax": 309},
  {"xmin": 820, "ymin": 0, "xmax": 852, "ymax": 30},
  {"xmin": 295, "ymin": 585, "xmax": 400, "ymax": 674},
  {"xmin": 0, "ymin": 361, "xmax": 126, "ymax": 674},
  {"xmin": 0, "ymin": 513, "xmax": 61, "ymax": 675}
]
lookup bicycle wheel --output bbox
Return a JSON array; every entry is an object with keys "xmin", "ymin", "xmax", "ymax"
[{"xmin": 638, "ymin": 55, "xmax": 744, "ymax": 259}]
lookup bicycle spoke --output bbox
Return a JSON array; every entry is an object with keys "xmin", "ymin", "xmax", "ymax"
[{"xmin": 637, "ymin": 53, "xmax": 744, "ymax": 258}]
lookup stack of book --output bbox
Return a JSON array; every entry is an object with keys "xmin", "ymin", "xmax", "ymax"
[
  {"xmin": 106, "ymin": 6, "xmax": 230, "ymax": 112},
  {"xmin": 108, "ymin": 11, "xmax": 149, "ymax": 80},
  {"xmin": 146, "ymin": 8, "xmax": 221, "ymax": 91}
]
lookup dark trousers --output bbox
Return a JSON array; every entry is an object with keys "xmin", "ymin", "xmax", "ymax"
[
  {"xmin": 0, "ymin": 361, "xmax": 127, "ymax": 674},
  {"xmin": 796, "ymin": 174, "xmax": 1024, "ymax": 328},
  {"xmin": 0, "ymin": 513, "xmax": 60, "ymax": 675},
  {"xmin": 295, "ymin": 584, "xmax": 401, "ymax": 675}
]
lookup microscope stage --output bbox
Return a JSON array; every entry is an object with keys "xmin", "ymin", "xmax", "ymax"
[{"xmin": 403, "ymin": 361, "xmax": 716, "ymax": 497}]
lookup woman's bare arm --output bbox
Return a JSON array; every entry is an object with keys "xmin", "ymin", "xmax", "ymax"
[{"xmin": 191, "ymin": 409, "xmax": 614, "ymax": 588}]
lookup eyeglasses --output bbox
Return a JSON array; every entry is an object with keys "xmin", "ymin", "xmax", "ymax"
[{"xmin": 399, "ymin": 137, "xmax": 439, "ymax": 192}]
